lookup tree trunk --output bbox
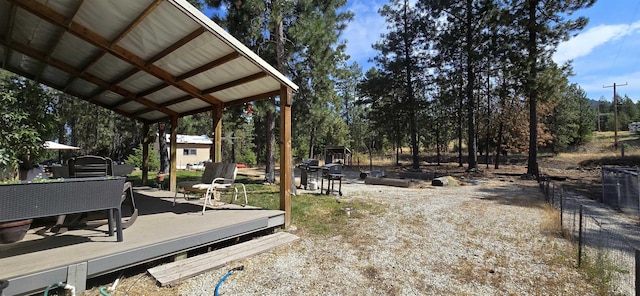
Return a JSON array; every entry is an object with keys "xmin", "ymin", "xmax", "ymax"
[
  {"xmin": 158, "ymin": 122, "xmax": 169, "ymax": 174},
  {"xmin": 402, "ymin": 0, "xmax": 419, "ymax": 171},
  {"xmin": 395, "ymin": 119, "xmax": 401, "ymax": 166},
  {"xmin": 465, "ymin": 0, "xmax": 477, "ymax": 170},
  {"xmin": 308, "ymin": 126, "xmax": 315, "ymax": 159},
  {"xmin": 458, "ymin": 89, "xmax": 463, "ymax": 167},
  {"xmin": 494, "ymin": 120, "xmax": 503, "ymax": 169},
  {"xmin": 264, "ymin": 101, "xmax": 276, "ymax": 183},
  {"xmin": 436, "ymin": 122, "xmax": 441, "ymax": 165},
  {"xmin": 526, "ymin": 0, "xmax": 539, "ymax": 177},
  {"xmin": 231, "ymin": 131, "xmax": 236, "ymax": 163},
  {"xmin": 265, "ymin": 7, "xmax": 286, "ymax": 184}
]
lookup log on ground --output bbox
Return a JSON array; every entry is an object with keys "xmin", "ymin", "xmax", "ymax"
[{"xmin": 365, "ymin": 177, "xmax": 413, "ymax": 188}]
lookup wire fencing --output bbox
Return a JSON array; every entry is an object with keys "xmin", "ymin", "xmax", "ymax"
[
  {"xmin": 601, "ymin": 167, "xmax": 640, "ymax": 218},
  {"xmin": 542, "ymin": 180, "xmax": 638, "ymax": 295}
]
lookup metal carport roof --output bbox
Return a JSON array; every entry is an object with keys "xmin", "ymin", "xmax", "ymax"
[
  {"xmin": 0, "ymin": 0, "xmax": 298, "ymax": 123},
  {"xmin": 0, "ymin": 0, "xmax": 296, "ymax": 229}
]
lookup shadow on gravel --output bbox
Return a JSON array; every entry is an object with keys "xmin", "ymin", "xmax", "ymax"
[{"xmin": 475, "ymin": 182, "xmax": 548, "ymax": 210}]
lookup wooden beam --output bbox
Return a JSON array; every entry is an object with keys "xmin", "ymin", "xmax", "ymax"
[
  {"xmin": 63, "ymin": 0, "xmax": 161, "ymax": 90},
  {"xmin": 180, "ymin": 105, "xmax": 215, "ymax": 117},
  {"xmin": 106, "ymin": 68, "xmax": 140, "ymax": 91},
  {"xmin": 1, "ymin": 63, "xmax": 141, "ymax": 120},
  {"xmin": 170, "ymin": 116, "xmax": 178, "ymax": 192},
  {"xmin": 11, "ymin": 0, "xmax": 224, "ymax": 107},
  {"xmin": 175, "ymin": 51, "xmax": 240, "ymax": 82},
  {"xmin": 110, "ymin": 0, "xmax": 162, "ymax": 47},
  {"xmin": 213, "ymin": 107, "xmax": 223, "ymax": 162},
  {"xmin": 145, "ymin": 27, "xmax": 205, "ymax": 66},
  {"xmin": 158, "ymin": 94, "xmax": 193, "ymax": 107},
  {"xmin": 35, "ymin": 0, "xmax": 83, "ymax": 81},
  {"xmin": 2, "ymin": 4, "xmax": 17, "ymax": 68},
  {"xmin": 0, "ymin": 38, "xmax": 179, "ymax": 117},
  {"xmin": 201, "ymin": 72, "xmax": 267, "ymax": 95},
  {"xmin": 148, "ymin": 232, "xmax": 299, "ymax": 287},
  {"xmin": 88, "ymin": 19, "xmax": 200, "ymax": 95},
  {"xmin": 136, "ymin": 83, "xmax": 170, "ymax": 99},
  {"xmin": 279, "ymin": 85, "xmax": 292, "ymax": 229},
  {"xmin": 129, "ymin": 94, "xmax": 196, "ymax": 118},
  {"xmin": 142, "ymin": 123, "xmax": 150, "ymax": 186},
  {"xmin": 223, "ymin": 90, "xmax": 280, "ymax": 108}
]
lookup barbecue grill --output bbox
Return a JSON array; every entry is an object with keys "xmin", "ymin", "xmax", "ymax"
[
  {"xmin": 297, "ymin": 159, "xmax": 320, "ymax": 190},
  {"xmin": 321, "ymin": 163, "xmax": 344, "ymax": 196}
]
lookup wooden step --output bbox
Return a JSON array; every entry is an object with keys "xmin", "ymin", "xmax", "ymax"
[{"xmin": 148, "ymin": 232, "xmax": 299, "ymax": 286}]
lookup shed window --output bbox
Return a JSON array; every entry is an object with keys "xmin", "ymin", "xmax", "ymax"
[{"xmin": 183, "ymin": 149, "xmax": 197, "ymax": 155}]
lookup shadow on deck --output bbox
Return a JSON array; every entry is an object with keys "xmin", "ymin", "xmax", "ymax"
[{"xmin": 0, "ymin": 187, "xmax": 284, "ymax": 295}]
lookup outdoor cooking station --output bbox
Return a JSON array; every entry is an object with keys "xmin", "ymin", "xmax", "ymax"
[
  {"xmin": 297, "ymin": 159, "xmax": 320, "ymax": 190},
  {"xmin": 321, "ymin": 163, "xmax": 344, "ymax": 196}
]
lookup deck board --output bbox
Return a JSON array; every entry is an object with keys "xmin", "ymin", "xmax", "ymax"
[
  {"xmin": 148, "ymin": 232, "xmax": 299, "ymax": 286},
  {"xmin": 0, "ymin": 187, "xmax": 284, "ymax": 295}
]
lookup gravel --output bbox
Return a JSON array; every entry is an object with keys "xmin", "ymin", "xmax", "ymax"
[{"xmin": 179, "ymin": 177, "xmax": 598, "ymax": 295}]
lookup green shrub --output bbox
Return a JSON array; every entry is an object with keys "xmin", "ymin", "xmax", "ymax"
[{"xmin": 125, "ymin": 144, "xmax": 160, "ymax": 172}]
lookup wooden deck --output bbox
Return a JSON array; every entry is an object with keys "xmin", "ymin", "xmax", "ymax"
[{"xmin": 0, "ymin": 187, "xmax": 285, "ymax": 295}]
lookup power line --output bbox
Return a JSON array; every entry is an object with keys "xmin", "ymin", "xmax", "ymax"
[
  {"xmin": 603, "ymin": 82, "xmax": 628, "ymax": 150},
  {"xmin": 611, "ymin": 1, "xmax": 640, "ymax": 66}
]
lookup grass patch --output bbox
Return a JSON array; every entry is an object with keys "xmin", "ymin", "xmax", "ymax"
[
  {"xmin": 543, "ymin": 202, "xmax": 621, "ymax": 295},
  {"xmin": 579, "ymin": 253, "xmax": 626, "ymax": 296},
  {"xmin": 138, "ymin": 171, "xmax": 385, "ymax": 237}
]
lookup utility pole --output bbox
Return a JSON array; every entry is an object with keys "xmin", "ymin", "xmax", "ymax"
[{"xmin": 603, "ymin": 82, "xmax": 628, "ymax": 149}]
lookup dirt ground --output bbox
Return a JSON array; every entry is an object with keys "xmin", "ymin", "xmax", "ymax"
[{"xmin": 86, "ymin": 134, "xmax": 639, "ymax": 295}]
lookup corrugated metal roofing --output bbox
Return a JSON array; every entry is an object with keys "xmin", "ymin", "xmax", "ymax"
[
  {"xmin": 163, "ymin": 134, "xmax": 212, "ymax": 145},
  {"xmin": 0, "ymin": 0, "xmax": 298, "ymax": 123}
]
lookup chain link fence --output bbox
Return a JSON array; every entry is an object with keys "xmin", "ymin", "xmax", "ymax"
[
  {"xmin": 542, "ymin": 181, "xmax": 638, "ymax": 295},
  {"xmin": 601, "ymin": 167, "xmax": 640, "ymax": 218}
]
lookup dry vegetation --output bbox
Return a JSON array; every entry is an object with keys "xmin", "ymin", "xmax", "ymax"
[{"xmin": 81, "ymin": 131, "xmax": 636, "ymax": 295}]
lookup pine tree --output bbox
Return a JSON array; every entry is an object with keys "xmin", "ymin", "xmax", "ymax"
[
  {"xmin": 373, "ymin": 0, "xmax": 430, "ymax": 170},
  {"xmin": 506, "ymin": 0, "xmax": 595, "ymax": 175}
]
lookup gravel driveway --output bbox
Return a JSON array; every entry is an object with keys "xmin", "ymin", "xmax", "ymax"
[{"xmin": 179, "ymin": 177, "xmax": 597, "ymax": 295}]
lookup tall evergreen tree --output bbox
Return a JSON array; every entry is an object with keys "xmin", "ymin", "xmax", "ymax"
[
  {"xmin": 374, "ymin": 0, "xmax": 430, "ymax": 170},
  {"xmin": 506, "ymin": 0, "xmax": 595, "ymax": 175},
  {"xmin": 420, "ymin": 0, "xmax": 495, "ymax": 170},
  {"xmin": 207, "ymin": 0, "xmax": 352, "ymax": 177}
]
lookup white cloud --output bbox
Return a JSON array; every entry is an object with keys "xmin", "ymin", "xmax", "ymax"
[
  {"xmin": 554, "ymin": 20, "xmax": 640, "ymax": 64},
  {"xmin": 342, "ymin": 1, "xmax": 387, "ymax": 67},
  {"xmin": 573, "ymin": 70, "xmax": 640, "ymax": 100}
]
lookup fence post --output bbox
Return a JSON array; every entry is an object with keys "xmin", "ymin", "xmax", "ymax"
[
  {"xmin": 546, "ymin": 181, "xmax": 550, "ymax": 202},
  {"xmin": 551, "ymin": 183, "xmax": 555, "ymax": 207},
  {"xmin": 560, "ymin": 187, "xmax": 563, "ymax": 228},
  {"xmin": 602, "ymin": 166, "xmax": 606, "ymax": 203},
  {"xmin": 617, "ymin": 179, "xmax": 622, "ymax": 210},
  {"xmin": 578, "ymin": 205, "xmax": 584, "ymax": 268}
]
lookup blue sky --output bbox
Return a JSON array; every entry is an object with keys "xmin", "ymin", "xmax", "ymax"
[{"xmin": 341, "ymin": 0, "xmax": 640, "ymax": 101}]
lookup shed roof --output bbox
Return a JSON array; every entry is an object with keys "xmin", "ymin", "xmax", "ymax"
[{"xmin": 0, "ymin": 0, "xmax": 298, "ymax": 123}]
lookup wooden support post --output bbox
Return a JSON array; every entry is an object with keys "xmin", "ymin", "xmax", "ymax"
[
  {"xmin": 211, "ymin": 107, "xmax": 223, "ymax": 162},
  {"xmin": 279, "ymin": 86, "xmax": 292, "ymax": 228},
  {"xmin": 169, "ymin": 116, "xmax": 178, "ymax": 192},
  {"xmin": 142, "ymin": 123, "xmax": 150, "ymax": 186}
]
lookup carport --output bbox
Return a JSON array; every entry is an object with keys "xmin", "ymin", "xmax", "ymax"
[{"xmin": 0, "ymin": 0, "xmax": 297, "ymax": 225}]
